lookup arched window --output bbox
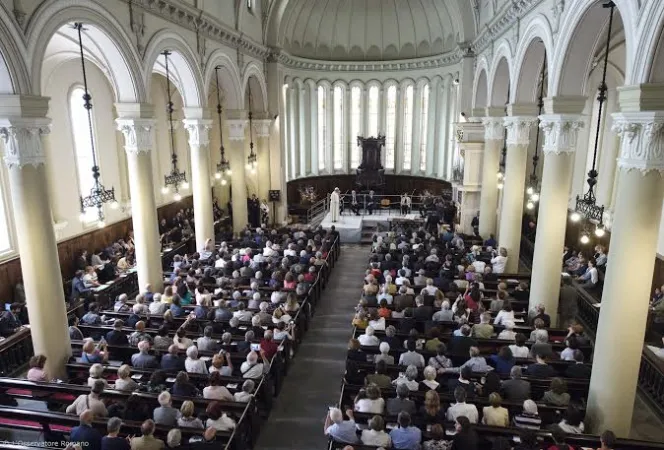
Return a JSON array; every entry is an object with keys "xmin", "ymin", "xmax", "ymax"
[
  {"xmin": 402, "ymin": 85, "xmax": 414, "ymax": 171},
  {"xmin": 350, "ymin": 86, "xmax": 362, "ymax": 168},
  {"xmin": 367, "ymin": 86, "xmax": 379, "ymax": 137},
  {"xmin": 69, "ymin": 86, "xmax": 99, "ymax": 222},
  {"xmin": 419, "ymin": 84, "xmax": 430, "ymax": 171},
  {"xmin": 317, "ymin": 86, "xmax": 327, "ymax": 171},
  {"xmin": 385, "ymin": 86, "xmax": 397, "ymax": 170},
  {"xmin": 333, "ymin": 86, "xmax": 345, "ymax": 170}
]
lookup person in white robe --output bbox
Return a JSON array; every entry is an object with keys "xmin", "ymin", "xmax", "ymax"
[{"xmin": 330, "ymin": 187, "xmax": 341, "ymax": 222}]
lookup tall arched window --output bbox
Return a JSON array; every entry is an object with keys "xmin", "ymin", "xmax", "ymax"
[
  {"xmin": 419, "ymin": 84, "xmax": 430, "ymax": 171},
  {"xmin": 402, "ymin": 85, "xmax": 414, "ymax": 171},
  {"xmin": 333, "ymin": 86, "xmax": 345, "ymax": 170},
  {"xmin": 385, "ymin": 86, "xmax": 397, "ymax": 170},
  {"xmin": 317, "ymin": 86, "xmax": 327, "ymax": 171},
  {"xmin": 367, "ymin": 86, "xmax": 379, "ymax": 137},
  {"xmin": 70, "ymin": 86, "xmax": 99, "ymax": 222},
  {"xmin": 350, "ymin": 86, "xmax": 362, "ymax": 168}
]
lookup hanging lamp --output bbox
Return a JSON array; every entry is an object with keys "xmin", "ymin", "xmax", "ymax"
[
  {"xmin": 525, "ymin": 51, "xmax": 547, "ymax": 210},
  {"xmin": 570, "ymin": 1, "xmax": 615, "ymax": 241},
  {"xmin": 246, "ymin": 84, "xmax": 257, "ymax": 174},
  {"xmin": 213, "ymin": 66, "xmax": 231, "ymax": 185},
  {"xmin": 161, "ymin": 50, "xmax": 188, "ymax": 201},
  {"xmin": 74, "ymin": 22, "xmax": 118, "ymax": 228}
]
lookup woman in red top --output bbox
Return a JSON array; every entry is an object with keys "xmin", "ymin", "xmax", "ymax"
[
  {"xmin": 464, "ymin": 283, "xmax": 482, "ymax": 312},
  {"xmin": 377, "ymin": 299, "xmax": 391, "ymax": 318}
]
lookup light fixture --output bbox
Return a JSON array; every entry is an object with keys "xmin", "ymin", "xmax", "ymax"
[
  {"xmin": 213, "ymin": 66, "xmax": 231, "ymax": 183},
  {"xmin": 570, "ymin": 211, "xmax": 581, "ymax": 222},
  {"xmin": 580, "ymin": 231, "xmax": 590, "ymax": 245},
  {"xmin": 526, "ymin": 51, "xmax": 547, "ymax": 208},
  {"xmin": 73, "ymin": 23, "xmax": 118, "ymax": 224},
  {"xmin": 161, "ymin": 50, "xmax": 188, "ymax": 200},
  {"xmin": 497, "ymin": 181, "xmax": 504, "ymax": 190},
  {"xmin": 569, "ymin": 1, "xmax": 614, "ymax": 232},
  {"xmin": 595, "ymin": 223, "xmax": 606, "ymax": 237},
  {"xmin": 246, "ymin": 83, "xmax": 258, "ymax": 173},
  {"xmin": 453, "ymin": 78, "xmax": 459, "ymax": 85},
  {"xmin": 526, "ymin": 201, "xmax": 534, "ymax": 210}
]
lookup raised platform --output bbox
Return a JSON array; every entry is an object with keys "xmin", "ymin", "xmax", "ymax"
[{"xmin": 320, "ymin": 211, "xmax": 422, "ymax": 243}]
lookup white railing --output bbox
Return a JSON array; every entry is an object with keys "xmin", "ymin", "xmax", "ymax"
[{"xmin": 306, "ymin": 196, "xmax": 328, "ymax": 224}]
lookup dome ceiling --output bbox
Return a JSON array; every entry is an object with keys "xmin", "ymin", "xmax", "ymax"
[{"xmin": 277, "ymin": 0, "xmax": 469, "ymax": 61}]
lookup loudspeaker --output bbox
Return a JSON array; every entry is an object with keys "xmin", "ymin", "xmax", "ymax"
[{"xmin": 268, "ymin": 190, "xmax": 281, "ymax": 202}]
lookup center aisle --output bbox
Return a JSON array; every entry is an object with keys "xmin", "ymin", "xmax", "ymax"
[{"xmin": 255, "ymin": 244, "xmax": 367, "ymax": 450}]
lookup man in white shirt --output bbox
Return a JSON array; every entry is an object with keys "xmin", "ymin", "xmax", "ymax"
[
  {"xmin": 577, "ymin": 259, "xmax": 599, "ymax": 288},
  {"xmin": 240, "ymin": 351, "xmax": 270, "ymax": 378},
  {"xmin": 446, "ymin": 387, "xmax": 479, "ymax": 423},
  {"xmin": 398, "ymin": 340, "xmax": 425, "ymax": 368}
]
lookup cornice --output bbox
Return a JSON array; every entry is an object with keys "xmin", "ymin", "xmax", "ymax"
[
  {"xmin": 471, "ymin": 0, "xmax": 543, "ymax": 55},
  {"xmin": 128, "ymin": 0, "xmax": 270, "ymax": 60}
]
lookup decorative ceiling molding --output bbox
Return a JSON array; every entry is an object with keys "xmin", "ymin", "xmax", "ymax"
[{"xmin": 471, "ymin": 0, "xmax": 543, "ymax": 56}]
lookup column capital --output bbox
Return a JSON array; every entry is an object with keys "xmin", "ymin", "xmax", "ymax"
[
  {"xmin": 0, "ymin": 117, "xmax": 50, "ymax": 169},
  {"xmin": 481, "ymin": 117, "xmax": 504, "ymax": 141},
  {"xmin": 503, "ymin": 116, "xmax": 537, "ymax": 147},
  {"xmin": 226, "ymin": 119, "xmax": 248, "ymax": 141},
  {"xmin": 116, "ymin": 118, "xmax": 156, "ymax": 155},
  {"xmin": 539, "ymin": 114, "xmax": 585, "ymax": 154},
  {"xmin": 253, "ymin": 119, "xmax": 272, "ymax": 138},
  {"xmin": 612, "ymin": 111, "xmax": 664, "ymax": 174},
  {"xmin": 617, "ymin": 83, "xmax": 664, "ymax": 112},
  {"xmin": 183, "ymin": 119, "xmax": 212, "ymax": 147},
  {"xmin": 455, "ymin": 122, "xmax": 484, "ymax": 143},
  {"xmin": 485, "ymin": 106, "xmax": 505, "ymax": 117},
  {"xmin": 114, "ymin": 102, "xmax": 155, "ymax": 119}
]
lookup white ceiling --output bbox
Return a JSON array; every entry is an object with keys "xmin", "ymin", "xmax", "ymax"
[{"xmin": 278, "ymin": 0, "xmax": 470, "ymax": 61}]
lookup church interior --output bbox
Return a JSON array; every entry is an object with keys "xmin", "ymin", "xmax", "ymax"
[{"xmin": 1, "ymin": 0, "xmax": 664, "ymax": 449}]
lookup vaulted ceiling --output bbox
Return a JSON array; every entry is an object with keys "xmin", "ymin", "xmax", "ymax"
[{"xmin": 269, "ymin": 0, "xmax": 476, "ymax": 61}]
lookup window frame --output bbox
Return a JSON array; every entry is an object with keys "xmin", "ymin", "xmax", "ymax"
[
  {"xmin": 350, "ymin": 86, "xmax": 362, "ymax": 169},
  {"xmin": 384, "ymin": 85, "xmax": 397, "ymax": 171},
  {"xmin": 419, "ymin": 83, "xmax": 430, "ymax": 172},
  {"xmin": 332, "ymin": 85, "xmax": 345, "ymax": 171},
  {"xmin": 317, "ymin": 85, "xmax": 328, "ymax": 172},
  {"xmin": 402, "ymin": 84, "xmax": 414, "ymax": 171}
]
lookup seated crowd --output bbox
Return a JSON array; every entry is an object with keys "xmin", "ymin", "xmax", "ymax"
[
  {"xmin": 326, "ymin": 225, "xmax": 613, "ymax": 450},
  {"xmin": 16, "ymin": 223, "xmax": 338, "ymax": 450}
]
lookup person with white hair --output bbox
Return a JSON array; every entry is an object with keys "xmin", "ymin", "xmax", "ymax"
[
  {"xmin": 232, "ymin": 302, "xmax": 253, "ymax": 322},
  {"xmin": 114, "ymin": 364, "xmax": 139, "ymax": 391},
  {"xmin": 324, "ymin": 407, "xmax": 360, "ymax": 444},
  {"xmin": 513, "ymin": 399, "xmax": 542, "ymax": 429},
  {"xmin": 459, "ymin": 346, "xmax": 493, "ymax": 373},
  {"xmin": 234, "ymin": 380, "xmax": 255, "ymax": 403},
  {"xmin": 166, "ymin": 429, "xmax": 182, "ymax": 448},
  {"xmin": 330, "ymin": 187, "xmax": 341, "ymax": 222},
  {"xmin": 103, "ymin": 416, "xmax": 129, "ymax": 449},
  {"xmin": 498, "ymin": 321, "xmax": 517, "ymax": 340},
  {"xmin": 358, "ymin": 326, "xmax": 380, "ymax": 346},
  {"xmin": 131, "ymin": 340, "xmax": 158, "ymax": 369},
  {"xmin": 133, "ymin": 294, "xmax": 149, "ymax": 315},
  {"xmin": 248, "ymin": 292, "xmax": 262, "ymax": 310},
  {"xmin": 113, "ymin": 293, "xmax": 131, "ymax": 312},
  {"xmin": 153, "ymin": 391, "xmax": 180, "ymax": 427},
  {"xmin": 185, "ymin": 346, "xmax": 208, "ymax": 374},
  {"xmin": 148, "ymin": 293, "xmax": 167, "ymax": 315},
  {"xmin": 392, "ymin": 365, "xmax": 419, "ymax": 391},
  {"xmin": 240, "ymin": 350, "xmax": 270, "ymax": 378},
  {"xmin": 433, "ymin": 300, "xmax": 454, "ymax": 322},
  {"xmin": 87, "ymin": 363, "xmax": 108, "ymax": 388}
]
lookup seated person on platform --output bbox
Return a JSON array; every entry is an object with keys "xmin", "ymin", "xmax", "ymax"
[
  {"xmin": 446, "ymin": 386, "xmax": 479, "ymax": 423},
  {"xmin": 576, "ymin": 259, "xmax": 599, "ymax": 288},
  {"xmin": 542, "ymin": 377, "xmax": 570, "ymax": 406},
  {"xmin": 501, "ymin": 366, "xmax": 531, "ymax": 403},
  {"xmin": 565, "ymin": 350, "xmax": 592, "ymax": 379}
]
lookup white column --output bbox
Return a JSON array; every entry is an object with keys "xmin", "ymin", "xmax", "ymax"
[
  {"xmin": 378, "ymin": 86, "xmax": 386, "ymax": 168},
  {"xmin": 227, "ymin": 118, "xmax": 248, "ymax": 233},
  {"xmin": 455, "ymin": 122, "xmax": 484, "ymax": 234},
  {"xmin": 326, "ymin": 87, "xmax": 334, "ymax": 172},
  {"xmin": 394, "ymin": 87, "xmax": 403, "ymax": 173},
  {"xmin": 411, "ymin": 84, "xmax": 422, "ymax": 173},
  {"xmin": 0, "ymin": 109, "xmax": 71, "ymax": 379},
  {"xmin": 254, "ymin": 119, "xmax": 272, "ymax": 201},
  {"xmin": 587, "ymin": 109, "xmax": 664, "ymax": 437},
  {"xmin": 446, "ymin": 84, "xmax": 459, "ymax": 180},
  {"xmin": 116, "ymin": 113, "xmax": 163, "ymax": 292},
  {"xmin": 528, "ymin": 116, "xmax": 585, "ymax": 322},
  {"xmin": 437, "ymin": 83, "xmax": 450, "ymax": 177},
  {"xmin": 183, "ymin": 116, "xmax": 214, "ymax": 251},
  {"xmin": 310, "ymin": 83, "xmax": 319, "ymax": 176},
  {"xmin": 298, "ymin": 87, "xmax": 307, "ymax": 177},
  {"xmin": 362, "ymin": 87, "xmax": 369, "ymax": 138},
  {"xmin": 344, "ymin": 86, "xmax": 351, "ymax": 172},
  {"xmin": 427, "ymin": 81, "xmax": 440, "ymax": 177},
  {"xmin": 289, "ymin": 86, "xmax": 300, "ymax": 177},
  {"xmin": 479, "ymin": 118, "xmax": 503, "ymax": 238},
  {"xmin": 498, "ymin": 116, "xmax": 537, "ymax": 273}
]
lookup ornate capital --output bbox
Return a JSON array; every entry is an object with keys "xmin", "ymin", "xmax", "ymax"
[
  {"xmin": 481, "ymin": 118, "xmax": 503, "ymax": 141},
  {"xmin": 253, "ymin": 119, "xmax": 272, "ymax": 138},
  {"xmin": 503, "ymin": 116, "xmax": 537, "ymax": 147},
  {"xmin": 539, "ymin": 115, "xmax": 585, "ymax": 154},
  {"xmin": 183, "ymin": 119, "xmax": 212, "ymax": 147},
  {"xmin": 226, "ymin": 119, "xmax": 248, "ymax": 141},
  {"xmin": 0, "ymin": 119, "xmax": 50, "ymax": 169},
  {"xmin": 116, "ymin": 119, "xmax": 155, "ymax": 155},
  {"xmin": 612, "ymin": 112, "xmax": 664, "ymax": 174}
]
